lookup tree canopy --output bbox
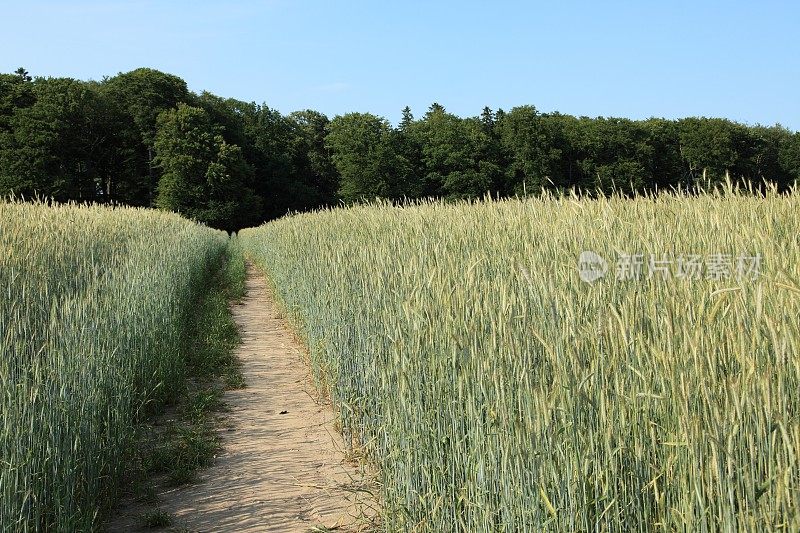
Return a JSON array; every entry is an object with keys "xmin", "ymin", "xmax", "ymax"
[{"xmin": 1, "ymin": 67, "xmax": 798, "ymax": 231}]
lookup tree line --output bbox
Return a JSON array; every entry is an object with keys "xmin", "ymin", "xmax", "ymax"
[{"xmin": 2, "ymin": 67, "xmax": 799, "ymax": 231}]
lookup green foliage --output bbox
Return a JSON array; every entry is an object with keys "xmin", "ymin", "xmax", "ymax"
[
  {"xmin": 678, "ymin": 117, "xmax": 746, "ymax": 183},
  {"xmin": 780, "ymin": 132, "xmax": 800, "ymax": 180},
  {"xmin": 103, "ymin": 68, "xmax": 190, "ymax": 148},
  {"xmin": 149, "ymin": 425, "xmax": 220, "ymax": 487},
  {"xmin": 576, "ymin": 117, "xmax": 653, "ymax": 194},
  {"xmin": 0, "ymin": 77, "xmax": 127, "ymax": 201},
  {"xmin": 1, "ymin": 66, "xmax": 799, "ymax": 229},
  {"xmin": 410, "ymin": 103, "xmax": 501, "ymax": 198},
  {"xmin": 287, "ymin": 109, "xmax": 340, "ymax": 206},
  {"xmin": 154, "ymin": 103, "xmax": 262, "ymax": 231},
  {"xmin": 326, "ymin": 112, "xmax": 413, "ymax": 201},
  {"xmin": 0, "ymin": 69, "xmax": 34, "ymax": 129},
  {"xmin": 101, "ymin": 68, "xmax": 192, "ymax": 205},
  {"xmin": 498, "ymin": 105, "xmax": 560, "ymax": 194},
  {"xmin": 142, "ymin": 509, "xmax": 173, "ymax": 529}
]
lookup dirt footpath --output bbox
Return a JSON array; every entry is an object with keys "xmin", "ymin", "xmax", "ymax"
[{"xmin": 113, "ymin": 265, "xmax": 374, "ymax": 532}]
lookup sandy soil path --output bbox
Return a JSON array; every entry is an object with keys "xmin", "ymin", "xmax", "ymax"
[{"xmin": 111, "ymin": 265, "xmax": 373, "ymax": 532}]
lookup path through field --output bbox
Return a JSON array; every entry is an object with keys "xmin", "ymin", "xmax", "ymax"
[{"xmin": 112, "ymin": 265, "xmax": 373, "ymax": 532}]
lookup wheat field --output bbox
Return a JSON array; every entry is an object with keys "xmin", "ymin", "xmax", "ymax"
[
  {"xmin": 241, "ymin": 187, "xmax": 800, "ymax": 531},
  {"xmin": 0, "ymin": 201, "xmax": 228, "ymax": 531}
]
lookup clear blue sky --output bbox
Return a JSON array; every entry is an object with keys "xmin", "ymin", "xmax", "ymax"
[{"xmin": 2, "ymin": 0, "xmax": 798, "ymax": 130}]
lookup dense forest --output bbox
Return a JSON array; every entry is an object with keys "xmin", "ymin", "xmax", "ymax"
[{"xmin": 2, "ymin": 67, "xmax": 799, "ymax": 231}]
